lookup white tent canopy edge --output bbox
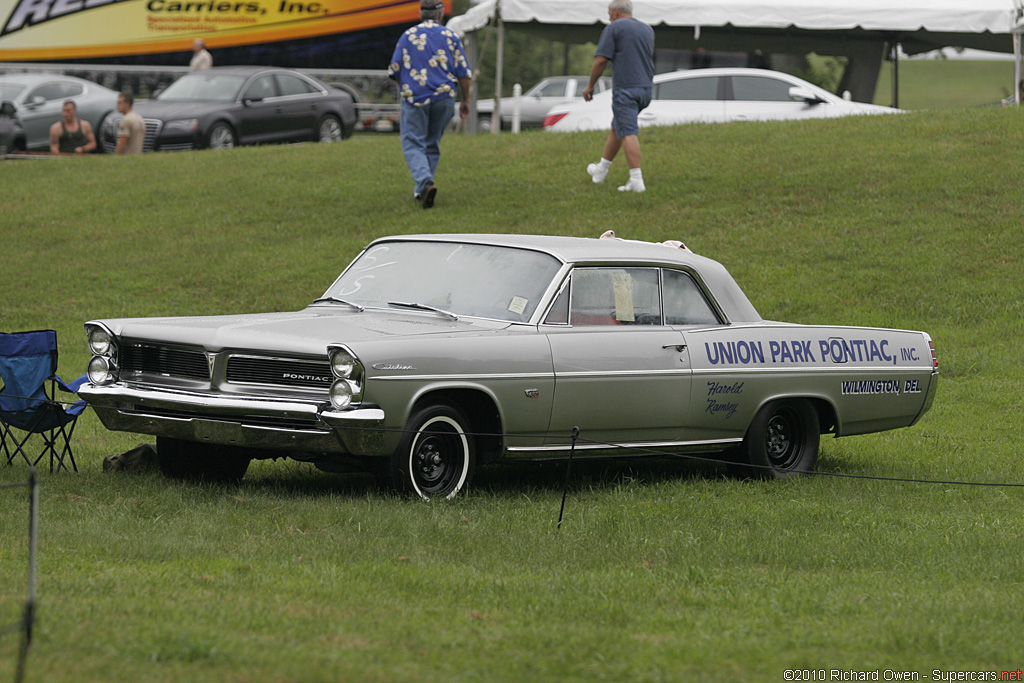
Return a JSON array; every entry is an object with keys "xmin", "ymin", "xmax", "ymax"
[{"xmin": 449, "ymin": 0, "xmax": 1024, "ymax": 116}]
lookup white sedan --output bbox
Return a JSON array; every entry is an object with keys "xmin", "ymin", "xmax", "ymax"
[{"xmin": 542, "ymin": 68, "xmax": 900, "ymax": 132}]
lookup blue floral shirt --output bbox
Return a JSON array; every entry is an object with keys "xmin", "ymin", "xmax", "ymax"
[{"xmin": 388, "ymin": 20, "xmax": 472, "ymax": 106}]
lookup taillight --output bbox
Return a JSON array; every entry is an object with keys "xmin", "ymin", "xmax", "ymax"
[
  {"xmin": 929, "ymin": 340, "xmax": 938, "ymax": 369},
  {"xmin": 543, "ymin": 112, "xmax": 568, "ymax": 128}
]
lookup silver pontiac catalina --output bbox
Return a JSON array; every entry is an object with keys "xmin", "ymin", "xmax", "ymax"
[{"xmin": 80, "ymin": 233, "xmax": 938, "ymax": 498}]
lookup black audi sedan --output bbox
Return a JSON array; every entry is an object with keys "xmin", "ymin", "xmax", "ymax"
[{"xmin": 99, "ymin": 66, "xmax": 358, "ymax": 152}]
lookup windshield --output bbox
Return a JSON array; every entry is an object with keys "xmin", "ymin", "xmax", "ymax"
[
  {"xmin": 0, "ymin": 83, "xmax": 26, "ymax": 100},
  {"xmin": 323, "ymin": 241, "xmax": 562, "ymax": 322},
  {"xmin": 158, "ymin": 74, "xmax": 246, "ymax": 102}
]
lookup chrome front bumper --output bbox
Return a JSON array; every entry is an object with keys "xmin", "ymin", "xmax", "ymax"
[{"xmin": 80, "ymin": 383, "xmax": 387, "ymax": 455}]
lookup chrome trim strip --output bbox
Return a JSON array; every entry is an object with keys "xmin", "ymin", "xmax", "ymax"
[
  {"xmin": 691, "ymin": 366, "xmax": 932, "ymax": 376},
  {"xmin": 372, "ymin": 369, "xmax": 694, "ymax": 382},
  {"xmin": 372, "ymin": 372, "xmax": 556, "ymax": 382},
  {"xmin": 507, "ymin": 437, "xmax": 743, "ymax": 453}
]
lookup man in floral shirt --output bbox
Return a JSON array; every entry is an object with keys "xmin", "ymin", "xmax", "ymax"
[{"xmin": 388, "ymin": 0, "xmax": 472, "ymax": 208}]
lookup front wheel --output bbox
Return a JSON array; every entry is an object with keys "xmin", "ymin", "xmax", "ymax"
[
  {"xmin": 206, "ymin": 122, "xmax": 236, "ymax": 149},
  {"xmin": 388, "ymin": 404, "xmax": 475, "ymax": 500},
  {"xmin": 316, "ymin": 114, "xmax": 343, "ymax": 142},
  {"xmin": 156, "ymin": 437, "xmax": 251, "ymax": 483},
  {"xmin": 739, "ymin": 399, "xmax": 820, "ymax": 479}
]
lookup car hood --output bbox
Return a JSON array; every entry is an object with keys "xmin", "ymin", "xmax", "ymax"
[
  {"xmin": 93, "ymin": 308, "xmax": 511, "ymax": 357},
  {"xmin": 134, "ymin": 100, "xmax": 236, "ymax": 120}
]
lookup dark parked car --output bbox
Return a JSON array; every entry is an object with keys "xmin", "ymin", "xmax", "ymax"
[
  {"xmin": 0, "ymin": 100, "xmax": 27, "ymax": 154},
  {"xmin": 99, "ymin": 66, "xmax": 358, "ymax": 152}
]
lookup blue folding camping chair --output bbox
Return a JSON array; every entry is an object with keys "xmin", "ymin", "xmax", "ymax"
[{"xmin": 0, "ymin": 330, "xmax": 88, "ymax": 473}]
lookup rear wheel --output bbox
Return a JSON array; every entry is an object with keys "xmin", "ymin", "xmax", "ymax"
[
  {"xmin": 388, "ymin": 404, "xmax": 475, "ymax": 500},
  {"xmin": 737, "ymin": 399, "xmax": 819, "ymax": 479},
  {"xmin": 156, "ymin": 437, "xmax": 251, "ymax": 483},
  {"xmin": 316, "ymin": 114, "xmax": 343, "ymax": 142},
  {"xmin": 206, "ymin": 122, "xmax": 236, "ymax": 149}
]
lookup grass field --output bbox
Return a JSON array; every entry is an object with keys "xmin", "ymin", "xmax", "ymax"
[
  {"xmin": 873, "ymin": 58, "xmax": 1016, "ymax": 109},
  {"xmin": 2, "ymin": 107, "xmax": 1024, "ymax": 682}
]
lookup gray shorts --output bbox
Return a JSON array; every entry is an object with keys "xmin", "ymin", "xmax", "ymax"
[{"xmin": 612, "ymin": 86, "xmax": 652, "ymax": 138}]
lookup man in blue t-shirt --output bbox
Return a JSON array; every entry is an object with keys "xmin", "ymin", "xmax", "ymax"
[
  {"xmin": 388, "ymin": 0, "xmax": 472, "ymax": 209},
  {"xmin": 582, "ymin": 0, "xmax": 655, "ymax": 193}
]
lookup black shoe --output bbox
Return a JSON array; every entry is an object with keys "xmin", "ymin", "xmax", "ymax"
[{"xmin": 421, "ymin": 184, "xmax": 437, "ymax": 209}]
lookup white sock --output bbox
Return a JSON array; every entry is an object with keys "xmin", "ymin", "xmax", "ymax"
[
  {"xmin": 599, "ymin": 158, "xmax": 613, "ymax": 170},
  {"xmin": 629, "ymin": 168, "xmax": 643, "ymax": 182}
]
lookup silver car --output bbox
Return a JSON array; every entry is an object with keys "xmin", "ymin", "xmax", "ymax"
[
  {"xmin": 0, "ymin": 73, "xmax": 119, "ymax": 151},
  {"xmin": 543, "ymin": 68, "xmax": 901, "ymax": 132},
  {"xmin": 475, "ymin": 76, "xmax": 610, "ymax": 131},
  {"xmin": 79, "ymin": 234, "xmax": 937, "ymax": 498}
]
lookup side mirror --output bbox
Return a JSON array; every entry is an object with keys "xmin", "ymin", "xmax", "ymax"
[
  {"xmin": 789, "ymin": 86, "xmax": 825, "ymax": 105},
  {"xmin": 27, "ymin": 95, "xmax": 46, "ymax": 108}
]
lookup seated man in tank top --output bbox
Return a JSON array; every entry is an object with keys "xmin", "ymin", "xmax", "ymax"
[{"xmin": 49, "ymin": 100, "xmax": 97, "ymax": 154}]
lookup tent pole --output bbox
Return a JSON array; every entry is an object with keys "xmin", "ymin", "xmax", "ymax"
[
  {"xmin": 493, "ymin": 1, "xmax": 503, "ymax": 134},
  {"xmin": 890, "ymin": 40, "xmax": 900, "ymax": 109},
  {"xmin": 1015, "ymin": 28, "xmax": 1022, "ymax": 105}
]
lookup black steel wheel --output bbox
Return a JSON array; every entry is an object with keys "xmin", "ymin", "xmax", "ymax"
[
  {"xmin": 741, "ymin": 399, "xmax": 820, "ymax": 479},
  {"xmin": 206, "ymin": 122, "xmax": 236, "ymax": 149},
  {"xmin": 156, "ymin": 437, "xmax": 250, "ymax": 483},
  {"xmin": 390, "ymin": 404, "xmax": 475, "ymax": 500}
]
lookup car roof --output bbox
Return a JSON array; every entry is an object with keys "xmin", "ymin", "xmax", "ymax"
[
  {"xmin": 368, "ymin": 233, "xmax": 763, "ymax": 323},
  {"xmin": 185, "ymin": 66, "xmax": 292, "ymax": 76},
  {"xmin": 0, "ymin": 73, "xmax": 92, "ymax": 84},
  {"xmin": 653, "ymin": 67, "xmax": 806, "ymax": 84}
]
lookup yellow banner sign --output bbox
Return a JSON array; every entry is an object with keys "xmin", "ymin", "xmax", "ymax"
[{"xmin": 0, "ymin": 0, "xmax": 438, "ymax": 61}]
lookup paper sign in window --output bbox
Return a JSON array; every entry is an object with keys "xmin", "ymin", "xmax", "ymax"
[
  {"xmin": 612, "ymin": 273, "xmax": 635, "ymax": 322},
  {"xmin": 508, "ymin": 296, "xmax": 528, "ymax": 315}
]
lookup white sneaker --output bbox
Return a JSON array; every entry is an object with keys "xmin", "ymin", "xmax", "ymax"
[
  {"xmin": 587, "ymin": 163, "xmax": 608, "ymax": 184},
  {"xmin": 617, "ymin": 178, "xmax": 646, "ymax": 193}
]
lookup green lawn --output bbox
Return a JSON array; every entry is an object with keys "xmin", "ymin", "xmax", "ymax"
[
  {"xmin": 2, "ymin": 108, "xmax": 1024, "ymax": 681},
  {"xmin": 874, "ymin": 58, "xmax": 1016, "ymax": 109}
]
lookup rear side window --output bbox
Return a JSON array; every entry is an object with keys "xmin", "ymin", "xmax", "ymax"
[
  {"xmin": 730, "ymin": 76, "xmax": 793, "ymax": 102},
  {"xmin": 656, "ymin": 76, "xmax": 718, "ymax": 101},
  {"xmin": 276, "ymin": 74, "xmax": 318, "ymax": 97},
  {"xmin": 663, "ymin": 269, "xmax": 719, "ymax": 325}
]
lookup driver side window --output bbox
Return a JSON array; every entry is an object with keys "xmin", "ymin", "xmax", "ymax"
[
  {"xmin": 243, "ymin": 76, "xmax": 276, "ymax": 100},
  {"xmin": 567, "ymin": 268, "xmax": 661, "ymax": 326}
]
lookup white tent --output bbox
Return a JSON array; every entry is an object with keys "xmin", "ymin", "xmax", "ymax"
[{"xmin": 449, "ymin": 0, "xmax": 1024, "ymax": 109}]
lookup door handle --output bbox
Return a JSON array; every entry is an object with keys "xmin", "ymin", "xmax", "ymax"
[{"xmin": 662, "ymin": 344, "xmax": 687, "ymax": 351}]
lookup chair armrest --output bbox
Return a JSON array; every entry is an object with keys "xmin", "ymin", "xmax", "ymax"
[{"xmin": 55, "ymin": 373, "xmax": 89, "ymax": 394}]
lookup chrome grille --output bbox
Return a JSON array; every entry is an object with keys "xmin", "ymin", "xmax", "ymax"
[
  {"xmin": 226, "ymin": 356, "xmax": 332, "ymax": 389},
  {"xmin": 100, "ymin": 116, "xmax": 164, "ymax": 153},
  {"xmin": 119, "ymin": 342, "xmax": 209, "ymax": 380},
  {"xmin": 142, "ymin": 118, "xmax": 162, "ymax": 152}
]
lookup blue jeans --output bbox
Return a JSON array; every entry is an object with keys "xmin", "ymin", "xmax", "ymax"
[
  {"xmin": 400, "ymin": 99, "xmax": 455, "ymax": 196},
  {"xmin": 611, "ymin": 86, "xmax": 652, "ymax": 139}
]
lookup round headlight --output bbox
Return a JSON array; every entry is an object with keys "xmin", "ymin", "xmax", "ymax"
[
  {"xmin": 87, "ymin": 356, "xmax": 114, "ymax": 385},
  {"xmin": 88, "ymin": 327, "xmax": 113, "ymax": 355},
  {"xmin": 329, "ymin": 380, "xmax": 353, "ymax": 409},
  {"xmin": 330, "ymin": 349, "xmax": 357, "ymax": 378}
]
